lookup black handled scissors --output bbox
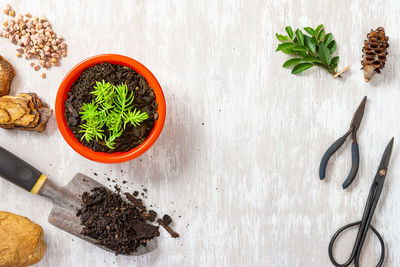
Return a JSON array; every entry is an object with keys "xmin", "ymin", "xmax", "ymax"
[
  {"xmin": 328, "ymin": 137, "xmax": 394, "ymax": 267},
  {"xmin": 320, "ymin": 96, "xmax": 367, "ymax": 189}
]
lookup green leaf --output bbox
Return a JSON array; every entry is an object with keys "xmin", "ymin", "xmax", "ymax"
[
  {"xmin": 124, "ymin": 108, "xmax": 149, "ymax": 128},
  {"xmin": 302, "ymin": 55, "xmax": 321, "ymax": 62},
  {"xmin": 91, "ymin": 80, "xmax": 114, "ymax": 104},
  {"xmin": 324, "ymin": 33, "xmax": 333, "ymax": 45},
  {"xmin": 80, "ymin": 101, "xmax": 100, "ymax": 122},
  {"xmin": 303, "ymin": 27, "xmax": 316, "ymax": 37},
  {"xmin": 298, "ymin": 51, "xmax": 308, "ymax": 57},
  {"xmin": 295, "ymin": 29, "xmax": 304, "ymax": 44},
  {"xmin": 311, "ymin": 37, "xmax": 318, "ymax": 45},
  {"xmin": 276, "ymin": 33, "xmax": 290, "ymax": 42},
  {"xmin": 285, "ymin": 26, "xmax": 294, "ymax": 40},
  {"xmin": 276, "ymin": 25, "xmax": 339, "ymax": 76},
  {"xmin": 314, "ymin": 62, "xmax": 331, "ymax": 72},
  {"xmin": 291, "ymin": 63, "xmax": 314, "ymax": 74},
  {"xmin": 304, "ymin": 36, "xmax": 316, "ymax": 54},
  {"xmin": 282, "ymin": 58, "xmax": 303, "ymax": 67},
  {"xmin": 315, "ymin": 24, "xmax": 324, "ymax": 34},
  {"xmin": 105, "ymin": 140, "xmax": 116, "ymax": 149},
  {"xmin": 292, "ymin": 44, "xmax": 307, "ymax": 51},
  {"xmin": 276, "ymin": 42, "xmax": 295, "ymax": 52},
  {"xmin": 331, "ymin": 56, "xmax": 339, "ymax": 66},
  {"xmin": 328, "ymin": 40, "xmax": 336, "ymax": 54},
  {"xmin": 281, "ymin": 48, "xmax": 294, "ymax": 54},
  {"xmin": 317, "ymin": 30, "xmax": 325, "ymax": 42},
  {"xmin": 318, "ymin": 43, "xmax": 332, "ymax": 65}
]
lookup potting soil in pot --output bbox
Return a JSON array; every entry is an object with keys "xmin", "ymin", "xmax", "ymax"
[{"xmin": 64, "ymin": 62, "xmax": 158, "ymax": 153}]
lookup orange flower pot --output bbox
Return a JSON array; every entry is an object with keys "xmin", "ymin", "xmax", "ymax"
[{"xmin": 55, "ymin": 54, "xmax": 166, "ymax": 163}]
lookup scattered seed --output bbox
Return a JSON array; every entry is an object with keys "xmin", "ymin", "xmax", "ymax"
[
  {"xmin": 41, "ymin": 72, "xmax": 46, "ymax": 79},
  {"xmin": 16, "ymin": 52, "xmax": 21, "ymax": 57},
  {"xmin": 33, "ymin": 65, "xmax": 40, "ymax": 71},
  {"xmin": 9, "ymin": 10, "xmax": 15, "ymax": 17}
]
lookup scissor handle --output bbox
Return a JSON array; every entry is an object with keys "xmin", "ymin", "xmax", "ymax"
[{"xmin": 328, "ymin": 221, "xmax": 385, "ymax": 267}]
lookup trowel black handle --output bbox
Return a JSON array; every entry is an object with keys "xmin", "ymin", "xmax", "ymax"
[{"xmin": 0, "ymin": 146, "xmax": 46, "ymax": 193}]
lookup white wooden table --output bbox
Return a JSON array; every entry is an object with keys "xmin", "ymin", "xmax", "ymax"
[{"xmin": 1, "ymin": 0, "xmax": 400, "ymax": 266}]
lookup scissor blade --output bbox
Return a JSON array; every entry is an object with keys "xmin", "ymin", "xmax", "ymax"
[
  {"xmin": 377, "ymin": 137, "xmax": 394, "ymax": 172},
  {"xmin": 350, "ymin": 96, "xmax": 367, "ymax": 132}
]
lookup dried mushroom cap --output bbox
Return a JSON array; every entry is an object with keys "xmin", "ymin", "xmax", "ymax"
[
  {"xmin": 0, "ymin": 93, "xmax": 53, "ymax": 132},
  {"xmin": 0, "ymin": 108, "xmax": 10, "ymax": 123},
  {"xmin": 0, "ymin": 99, "xmax": 29, "ymax": 122},
  {"xmin": 361, "ymin": 27, "xmax": 389, "ymax": 82},
  {"xmin": 18, "ymin": 93, "xmax": 40, "ymax": 127},
  {"xmin": 0, "ymin": 55, "xmax": 15, "ymax": 96}
]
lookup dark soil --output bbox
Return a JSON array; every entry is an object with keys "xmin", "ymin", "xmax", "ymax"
[
  {"xmin": 124, "ymin": 192, "xmax": 145, "ymax": 211},
  {"xmin": 162, "ymin": 214, "xmax": 172, "ymax": 225},
  {"xmin": 76, "ymin": 187, "xmax": 160, "ymax": 255},
  {"xmin": 157, "ymin": 218, "xmax": 179, "ymax": 238},
  {"xmin": 148, "ymin": 210, "xmax": 157, "ymax": 222},
  {"xmin": 65, "ymin": 62, "xmax": 158, "ymax": 153}
]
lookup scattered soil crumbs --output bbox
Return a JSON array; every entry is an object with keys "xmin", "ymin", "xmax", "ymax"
[
  {"xmin": 65, "ymin": 62, "xmax": 158, "ymax": 153},
  {"xmin": 148, "ymin": 210, "xmax": 157, "ymax": 222},
  {"xmin": 157, "ymin": 218, "xmax": 179, "ymax": 238},
  {"xmin": 124, "ymin": 192, "xmax": 145, "ymax": 211},
  {"xmin": 162, "ymin": 214, "xmax": 172, "ymax": 225},
  {"xmin": 76, "ymin": 187, "xmax": 160, "ymax": 255}
]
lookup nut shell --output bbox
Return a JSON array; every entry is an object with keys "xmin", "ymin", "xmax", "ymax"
[
  {"xmin": 361, "ymin": 27, "xmax": 389, "ymax": 82},
  {"xmin": 0, "ymin": 211, "xmax": 46, "ymax": 267}
]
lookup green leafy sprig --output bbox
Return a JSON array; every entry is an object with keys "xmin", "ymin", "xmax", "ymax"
[
  {"xmin": 79, "ymin": 80, "xmax": 149, "ymax": 149},
  {"xmin": 275, "ymin": 25, "xmax": 340, "ymax": 76}
]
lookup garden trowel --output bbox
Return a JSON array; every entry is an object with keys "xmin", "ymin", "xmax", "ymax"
[{"xmin": 0, "ymin": 146, "xmax": 156, "ymax": 255}]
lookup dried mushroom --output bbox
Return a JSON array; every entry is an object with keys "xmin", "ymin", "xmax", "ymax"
[
  {"xmin": 0, "ymin": 93, "xmax": 52, "ymax": 132},
  {"xmin": 0, "ymin": 55, "xmax": 15, "ymax": 96}
]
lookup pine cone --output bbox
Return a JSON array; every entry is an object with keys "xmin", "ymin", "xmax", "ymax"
[{"xmin": 361, "ymin": 27, "xmax": 389, "ymax": 82}]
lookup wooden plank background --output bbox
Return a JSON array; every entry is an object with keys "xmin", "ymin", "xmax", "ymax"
[{"xmin": 0, "ymin": 0, "xmax": 399, "ymax": 266}]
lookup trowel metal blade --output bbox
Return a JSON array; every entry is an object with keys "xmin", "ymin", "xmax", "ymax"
[{"xmin": 47, "ymin": 173, "xmax": 157, "ymax": 256}]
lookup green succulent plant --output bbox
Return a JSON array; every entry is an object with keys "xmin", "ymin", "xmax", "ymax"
[{"xmin": 79, "ymin": 80, "xmax": 149, "ymax": 149}]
